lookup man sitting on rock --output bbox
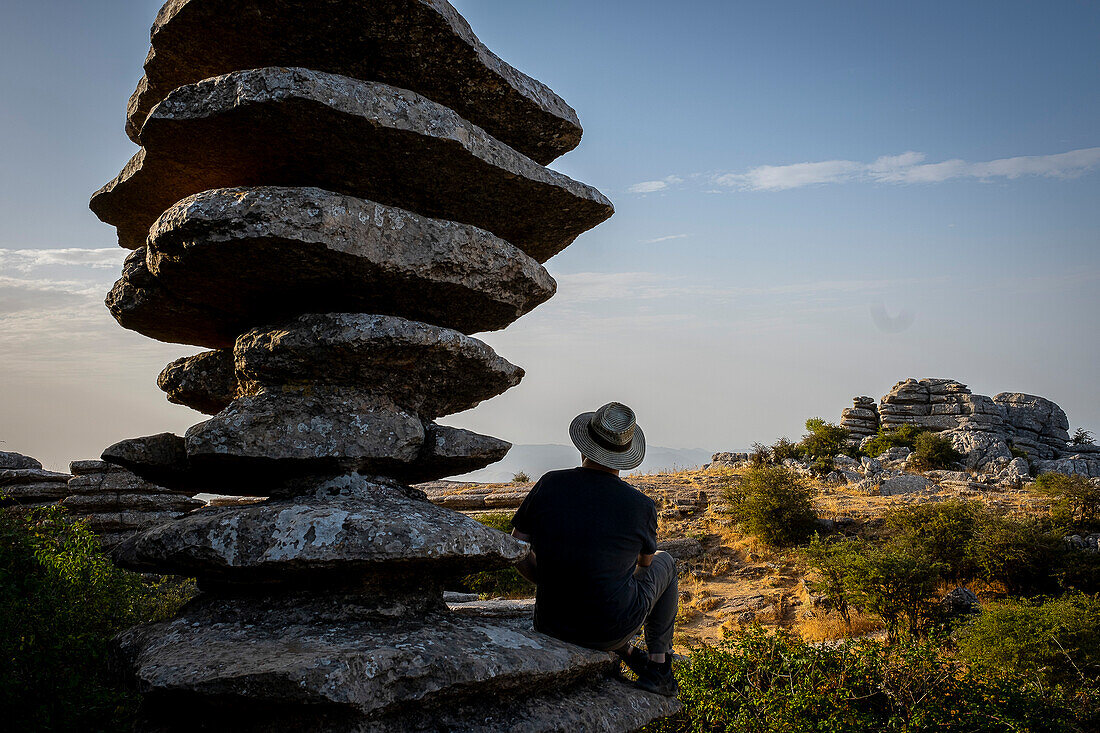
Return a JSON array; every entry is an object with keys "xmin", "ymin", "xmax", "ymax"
[{"xmin": 510, "ymin": 402, "xmax": 679, "ymax": 696}]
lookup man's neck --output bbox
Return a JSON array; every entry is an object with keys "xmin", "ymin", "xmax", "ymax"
[{"xmin": 581, "ymin": 458, "xmax": 619, "ymax": 476}]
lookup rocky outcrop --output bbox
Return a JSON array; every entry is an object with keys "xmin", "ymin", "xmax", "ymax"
[
  {"xmin": 840, "ymin": 378, "xmax": 1098, "ymax": 479},
  {"xmin": 840, "ymin": 397, "xmax": 879, "ymax": 444},
  {"xmin": 0, "ymin": 462, "xmax": 71, "ymax": 507},
  {"xmin": 90, "ymin": 2, "xmax": 673, "ymax": 730},
  {"xmin": 62, "ymin": 461, "xmax": 203, "ymax": 548}
]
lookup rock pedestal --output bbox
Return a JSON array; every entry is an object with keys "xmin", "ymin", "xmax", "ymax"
[
  {"xmin": 91, "ymin": 1, "xmax": 675, "ymax": 729},
  {"xmin": 0, "ymin": 452, "xmax": 71, "ymax": 508}
]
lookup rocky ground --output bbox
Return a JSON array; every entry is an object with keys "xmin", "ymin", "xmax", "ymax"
[{"xmin": 421, "ymin": 460, "xmax": 1068, "ymax": 650}]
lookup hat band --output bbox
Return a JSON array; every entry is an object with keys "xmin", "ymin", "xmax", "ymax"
[{"xmin": 587, "ymin": 422, "xmax": 632, "ymax": 453}]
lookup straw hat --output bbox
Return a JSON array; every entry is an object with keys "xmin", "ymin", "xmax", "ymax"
[{"xmin": 569, "ymin": 402, "xmax": 646, "ymax": 471}]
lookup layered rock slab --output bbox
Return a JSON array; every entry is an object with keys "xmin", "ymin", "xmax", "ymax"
[
  {"xmin": 0, "ymin": 468, "xmax": 72, "ymax": 506},
  {"xmin": 236, "ymin": 313, "xmax": 524, "ymax": 418},
  {"xmin": 127, "ymin": 0, "xmax": 583, "ymax": 165},
  {"xmin": 143, "ymin": 187, "xmax": 556, "ymax": 343},
  {"xmin": 113, "ymin": 476, "xmax": 527, "ymax": 581},
  {"xmin": 114, "ymin": 603, "xmax": 677, "ymax": 732},
  {"xmin": 92, "ymin": 68, "xmax": 614, "ymax": 260}
]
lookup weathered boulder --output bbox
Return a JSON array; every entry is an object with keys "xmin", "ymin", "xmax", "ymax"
[
  {"xmin": 946, "ymin": 430, "xmax": 1013, "ymax": 472},
  {"xmin": 878, "ymin": 474, "xmax": 933, "ymax": 496},
  {"xmin": 158, "ymin": 349, "xmax": 237, "ymax": 414},
  {"xmin": 879, "ymin": 379, "xmax": 1003, "ymax": 433},
  {"xmin": 107, "ymin": 248, "xmax": 242, "ymax": 348},
  {"xmin": 1034, "ymin": 456, "xmax": 1100, "ymax": 479},
  {"xmin": 113, "ymin": 475, "xmax": 527, "ymax": 581},
  {"xmin": 146, "ymin": 187, "xmax": 557, "ymax": 338},
  {"xmin": 395, "ymin": 424, "xmax": 511, "ymax": 484},
  {"xmin": 235, "ymin": 314, "xmax": 524, "ymax": 419},
  {"xmin": 0, "ymin": 451, "xmax": 42, "ymax": 470},
  {"xmin": 994, "ymin": 393, "xmax": 1071, "ymax": 460},
  {"xmin": 126, "ymin": 0, "xmax": 583, "ymax": 165},
  {"xmin": 840, "ymin": 396, "xmax": 879, "ymax": 443},
  {"xmin": 91, "ymin": 68, "xmax": 614, "ymax": 260}
]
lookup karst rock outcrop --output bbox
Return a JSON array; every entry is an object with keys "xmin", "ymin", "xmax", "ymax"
[
  {"xmin": 842, "ymin": 378, "xmax": 1099, "ymax": 478},
  {"xmin": 0, "ymin": 451, "xmax": 71, "ymax": 508},
  {"xmin": 89, "ymin": 1, "xmax": 676, "ymax": 730}
]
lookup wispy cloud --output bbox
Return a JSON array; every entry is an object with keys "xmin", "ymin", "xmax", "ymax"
[
  {"xmin": 0, "ymin": 248, "xmax": 125, "ymax": 273},
  {"xmin": 628, "ymin": 175, "xmax": 683, "ymax": 194},
  {"xmin": 629, "ymin": 146, "xmax": 1100, "ymax": 193},
  {"xmin": 641, "ymin": 234, "xmax": 689, "ymax": 244}
]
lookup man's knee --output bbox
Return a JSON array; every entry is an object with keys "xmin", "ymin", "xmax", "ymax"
[{"xmin": 652, "ymin": 550, "xmax": 677, "ymax": 572}]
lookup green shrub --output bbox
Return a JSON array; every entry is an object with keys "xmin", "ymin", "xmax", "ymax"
[
  {"xmin": 644, "ymin": 627, "xmax": 1075, "ymax": 733},
  {"xmin": 799, "ymin": 418, "xmax": 851, "ymax": 462},
  {"xmin": 749, "ymin": 442, "xmax": 771, "ymax": 467},
  {"xmin": 1035, "ymin": 473, "xmax": 1100, "ymax": 530},
  {"xmin": 771, "ymin": 437, "xmax": 802, "ymax": 463},
  {"xmin": 722, "ymin": 466, "xmax": 817, "ymax": 548},
  {"xmin": 970, "ymin": 513, "xmax": 1063, "ymax": 594},
  {"xmin": 457, "ymin": 513, "xmax": 533, "ymax": 598},
  {"xmin": 908, "ymin": 431, "xmax": 964, "ymax": 470},
  {"xmin": 802, "ymin": 534, "xmax": 862, "ymax": 628},
  {"xmin": 885, "ymin": 500, "xmax": 979, "ymax": 580},
  {"xmin": 860, "ymin": 425, "xmax": 928, "ymax": 458},
  {"xmin": 511, "ymin": 471, "xmax": 530, "ymax": 483},
  {"xmin": 843, "ymin": 546, "xmax": 945, "ymax": 642},
  {"xmin": 957, "ymin": 594, "xmax": 1100, "ymax": 689},
  {"xmin": 0, "ymin": 506, "xmax": 194, "ymax": 731},
  {"xmin": 1072, "ymin": 428, "xmax": 1095, "ymax": 446}
]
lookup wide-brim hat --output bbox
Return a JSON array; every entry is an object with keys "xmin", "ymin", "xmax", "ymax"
[{"xmin": 569, "ymin": 402, "xmax": 646, "ymax": 471}]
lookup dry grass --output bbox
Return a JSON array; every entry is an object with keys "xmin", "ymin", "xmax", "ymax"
[{"xmin": 796, "ymin": 609, "xmax": 884, "ymax": 643}]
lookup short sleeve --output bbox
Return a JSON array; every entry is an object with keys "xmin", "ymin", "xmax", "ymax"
[
  {"xmin": 510, "ymin": 479, "xmax": 542, "ymax": 534},
  {"xmin": 641, "ymin": 500, "xmax": 658, "ymax": 555}
]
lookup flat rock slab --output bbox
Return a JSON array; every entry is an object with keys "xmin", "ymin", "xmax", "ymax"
[
  {"xmin": 62, "ymin": 493, "xmax": 204, "ymax": 513},
  {"xmin": 113, "ymin": 475, "xmax": 528, "ymax": 581},
  {"xmin": 107, "ymin": 248, "xmax": 243, "ymax": 348},
  {"xmin": 115, "ymin": 607, "xmax": 645, "ymax": 726},
  {"xmin": 158, "ymin": 349, "xmax": 237, "ymax": 415},
  {"xmin": 144, "ymin": 188, "xmax": 555, "ymax": 342},
  {"xmin": 127, "ymin": 0, "xmax": 582, "ymax": 165},
  {"xmin": 184, "ymin": 388, "xmax": 426, "ymax": 484},
  {"xmin": 82, "ymin": 510, "xmax": 187, "ymax": 533},
  {"xmin": 0, "ymin": 468, "xmax": 72, "ymax": 487},
  {"xmin": 236, "ymin": 314, "xmax": 524, "ymax": 419},
  {"xmin": 92, "ymin": 68, "xmax": 613, "ymax": 261}
]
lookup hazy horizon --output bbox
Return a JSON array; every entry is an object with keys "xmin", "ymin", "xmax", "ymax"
[{"xmin": 2, "ymin": 1, "xmax": 1098, "ymax": 473}]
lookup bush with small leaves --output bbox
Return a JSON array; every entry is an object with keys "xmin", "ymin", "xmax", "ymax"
[
  {"xmin": 511, "ymin": 471, "xmax": 530, "ymax": 483},
  {"xmin": 885, "ymin": 500, "xmax": 980, "ymax": 581},
  {"xmin": 643, "ymin": 627, "xmax": 1077, "ymax": 733},
  {"xmin": 1035, "ymin": 472, "xmax": 1100, "ymax": 531},
  {"xmin": 860, "ymin": 424, "xmax": 928, "ymax": 458},
  {"xmin": 1072, "ymin": 427, "xmax": 1095, "ymax": 446},
  {"xmin": 908, "ymin": 431, "xmax": 964, "ymax": 470},
  {"xmin": 771, "ymin": 436, "xmax": 802, "ymax": 463},
  {"xmin": 0, "ymin": 505, "xmax": 194, "ymax": 731},
  {"xmin": 799, "ymin": 418, "xmax": 851, "ymax": 463},
  {"xmin": 721, "ymin": 466, "xmax": 817, "ymax": 548}
]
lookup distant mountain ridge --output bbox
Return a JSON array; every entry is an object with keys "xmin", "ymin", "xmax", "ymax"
[{"xmin": 456, "ymin": 443, "xmax": 717, "ymax": 483}]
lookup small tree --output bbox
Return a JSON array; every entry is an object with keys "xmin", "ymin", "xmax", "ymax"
[
  {"xmin": 844, "ymin": 546, "xmax": 945, "ymax": 641},
  {"xmin": 801, "ymin": 534, "xmax": 860, "ymax": 628},
  {"xmin": 860, "ymin": 424, "xmax": 928, "ymax": 458},
  {"xmin": 798, "ymin": 418, "xmax": 850, "ymax": 462},
  {"xmin": 1072, "ymin": 428, "xmax": 1095, "ymax": 446},
  {"xmin": 770, "ymin": 437, "xmax": 801, "ymax": 463},
  {"xmin": 1035, "ymin": 473, "xmax": 1100, "ymax": 530},
  {"xmin": 909, "ymin": 431, "xmax": 964, "ymax": 470},
  {"xmin": 722, "ymin": 466, "xmax": 817, "ymax": 548},
  {"xmin": 885, "ymin": 500, "xmax": 980, "ymax": 580},
  {"xmin": 511, "ymin": 471, "xmax": 530, "ymax": 484}
]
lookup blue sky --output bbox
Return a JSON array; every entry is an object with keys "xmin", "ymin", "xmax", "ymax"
[{"xmin": 1, "ymin": 1, "xmax": 1098, "ymax": 470}]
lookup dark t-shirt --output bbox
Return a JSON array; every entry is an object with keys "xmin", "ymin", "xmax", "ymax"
[{"xmin": 511, "ymin": 467, "xmax": 658, "ymax": 646}]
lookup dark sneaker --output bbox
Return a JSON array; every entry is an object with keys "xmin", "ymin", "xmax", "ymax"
[
  {"xmin": 634, "ymin": 660, "xmax": 678, "ymax": 697},
  {"xmin": 616, "ymin": 645, "xmax": 650, "ymax": 678}
]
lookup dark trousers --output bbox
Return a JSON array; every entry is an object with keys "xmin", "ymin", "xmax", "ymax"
[{"xmin": 609, "ymin": 551, "xmax": 678, "ymax": 655}]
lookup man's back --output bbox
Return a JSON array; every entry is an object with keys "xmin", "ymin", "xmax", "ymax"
[{"xmin": 512, "ymin": 466, "xmax": 658, "ymax": 647}]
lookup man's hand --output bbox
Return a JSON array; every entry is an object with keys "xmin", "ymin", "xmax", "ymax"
[
  {"xmin": 512, "ymin": 529, "xmax": 537, "ymax": 583},
  {"xmin": 637, "ymin": 553, "xmax": 655, "ymax": 568}
]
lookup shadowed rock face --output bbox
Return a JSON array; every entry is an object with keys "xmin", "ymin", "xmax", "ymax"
[
  {"xmin": 236, "ymin": 314, "xmax": 524, "ymax": 419},
  {"xmin": 145, "ymin": 187, "xmax": 557, "ymax": 339},
  {"xmin": 158, "ymin": 350, "xmax": 237, "ymax": 415},
  {"xmin": 93, "ymin": 69, "xmax": 613, "ymax": 259},
  {"xmin": 0, "ymin": 468, "xmax": 72, "ymax": 506},
  {"xmin": 127, "ymin": 0, "xmax": 582, "ymax": 165},
  {"xmin": 0, "ymin": 451, "xmax": 43, "ymax": 470}
]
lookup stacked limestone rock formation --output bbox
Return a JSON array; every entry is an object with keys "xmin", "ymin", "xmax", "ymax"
[
  {"xmin": 841, "ymin": 378, "xmax": 1100, "ymax": 479},
  {"xmin": 89, "ymin": 1, "xmax": 677, "ymax": 730},
  {"xmin": 61, "ymin": 461, "xmax": 204, "ymax": 548},
  {"xmin": 839, "ymin": 397, "xmax": 879, "ymax": 445},
  {"xmin": 0, "ymin": 451, "xmax": 71, "ymax": 508}
]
